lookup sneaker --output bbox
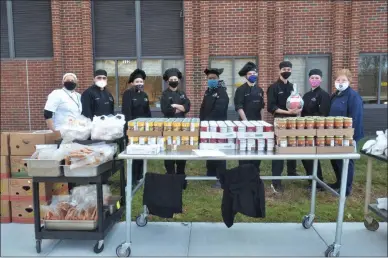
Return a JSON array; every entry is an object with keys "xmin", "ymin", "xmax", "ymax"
[
  {"xmin": 211, "ymin": 180, "xmax": 222, "ymax": 189},
  {"xmin": 271, "ymin": 184, "xmax": 284, "ymax": 193}
]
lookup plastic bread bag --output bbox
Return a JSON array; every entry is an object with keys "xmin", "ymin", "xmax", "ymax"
[
  {"xmin": 60, "ymin": 115, "xmax": 92, "ymax": 143},
  {"xmin": 370, "ymin": 131, "xmax": 387, "ymax": 155},
  {"xmin": 362, "ymin": 140, "xmax": 376, "ymax": 153},
  {"xmin": 31, "ymin": 144, "xmax": 59, "ymax": 160},
  {"xmin": 41, "ymin": 195, "xmax": 72, "ymax": 220},
  {"xmin": 71, "ymin": 185, "xmax": 111, "ymax": 206},
  {"xmin": 286, "ymin": 83, "xmax": 304, "ymax": 110},
  {"xmin": 91, "ymin": 114, "xmax": 126, "ymax": 141}
]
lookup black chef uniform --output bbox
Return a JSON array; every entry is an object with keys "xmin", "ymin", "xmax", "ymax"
[
  {"xmin": 200, "ymin": 68, "xmax": 229, "ymax": 178},
  {"xmin": 81, "ymin": 69, "xmax": 114, "ymax": 120},
  {"xmin": 267, "ymin": 61, "xmax": 298, "ymax": 189},
  {"xmin": 301, "ymin": 69, "xmax": 330, "ymax": 188},
  {"xmin": 160, "ymin": 68, "xmax": 190, "ymax": 176},
  {"xmin": 234, "ymin": 62, "xmax": 264, "ymax": 172},
  {"xmin": 122, "ymin": 69, "xmax": 151, "ymax": 183}
]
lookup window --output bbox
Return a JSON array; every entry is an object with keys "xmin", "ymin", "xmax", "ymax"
[
  {"xmin": 358, "ymin": 54, "xmax": 388, "ymax": 104},
  {"xmin": 95, "ymin": 59, "xmax": 184, "ymax": 108},
  {"xmin": 1, "ymin": 0, "xmax": 53, "ymax": 58},
  {"xmin": 209, "ymin": 57, "xmax": 258, "ymax": 102},
  {"xmin": 284, "ymin": 55, "xmax": 331, "ymax": 95}
]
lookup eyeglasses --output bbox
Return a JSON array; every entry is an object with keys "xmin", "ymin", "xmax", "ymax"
[{"xmin": 96, "ymin": 76, "xmax": 107, "ymax": 80}]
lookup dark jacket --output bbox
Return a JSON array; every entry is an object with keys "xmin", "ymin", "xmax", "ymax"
[
  {"xmin": 121, "ymin": 87, "xmax": 151, "ymax": 122},
  {"xmin": 234, "ymin": 82, "xmax": 265, "ymax": 120},
  {"xmin": 301, "ymin": 86, "xmax": 331, "ymax": 117},
  {"xmin": 143, "ymin": 172, "xmax": 186, "ymax": 218},
  {"xmin": 330, "ymin": 87, "xmax": 364, "ymax": 142},
  {"xmin": 160, "ymin": 88, "xmax": 190, "ymax": 118},
  {"xmin": 81, "ymin": 85, "xmax": 114, "ymax": 119},
  {"xmin": 200, "ymin": 85, "xmax": 229, "ymax": 121},
  {"xmin": 267, "ymin": 79, "xmax": 296, "ymax": 118},
  {"xmin": 219, "ymin": 164, "xmax": 265, "ymax": 228}
]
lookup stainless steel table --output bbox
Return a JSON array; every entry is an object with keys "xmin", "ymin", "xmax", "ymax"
[{"xmin": 116, "ymin": 150, "xmax": 360, "ymax": 257}]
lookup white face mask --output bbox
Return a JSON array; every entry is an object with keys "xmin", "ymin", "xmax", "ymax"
[
  {"xmin": 96, "ymin": 81, "xmax": 107, "ymax": 88},
  {"xmin": 335, "ymin": 81, "xmax": 349, "ymax": 92}
]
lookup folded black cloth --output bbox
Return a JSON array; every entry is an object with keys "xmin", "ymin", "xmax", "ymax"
[
  {"xmin": 219, "ymin": 164, "xmax": 266, "ymax": 228},
  {"xmin": 143, "ymin": 172, "xmax": 186, "ymax": 218}
]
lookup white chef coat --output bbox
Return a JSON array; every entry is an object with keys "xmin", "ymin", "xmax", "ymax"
[{"xmin": 44, "ymin": 87, "xmax": 82, "ymax": 130}]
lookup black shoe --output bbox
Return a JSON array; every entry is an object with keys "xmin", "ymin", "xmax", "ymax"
[
  {"xmin": 183, "ymin": 180, "xmax": 188, "ymax": 190},
  {"xmin": 328, "ymin": 182, "xmax": 341, "ymax": 190},
  {"xmin": 288, "ymin": 172, "xmax": 300, "ymax": 176},
  {"xmin": 271, "ymin": 183, "xmax": 284, "ymax": 193}
]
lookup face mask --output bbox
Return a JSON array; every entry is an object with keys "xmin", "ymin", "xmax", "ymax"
[
  {"xmin": 309, "ymin": 79, "xmax": 321, "ymax": 88},
  {"xmin": 135, "ymin": 84, "xmax": 144, "ymax": 91},
  {"xmin": 281, "ymin": 72, "xmax": 291, "ymax": 80},
  {"xmin": 208, "ymin": 79, "xmax": 219, "ymax": 89},
  {"xmin": 335, "ymin": 81, "xmax": 349, "ymax": 92},
  {"xmin": 95, "ymin": 81, "xmax": 107, "ymax": 88},
  {"xmin": 64, "ymin": 81, "xmax": 76, "ymax": 91},
  {"xmin": 169, "ymin": 81, "xmax": 179, "ymax": 88},
  {"xmin": 247, "ymin": 75, "xmax": 257, "ymax": 84}
]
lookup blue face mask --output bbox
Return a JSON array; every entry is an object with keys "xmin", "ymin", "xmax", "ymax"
[
  {"xmin": 247, "ymin": 75, "xmax": 257, "ymax": 83},
  {"xmin": 208, "ymin": 79, "xmax": 219, "ymax": 89}
]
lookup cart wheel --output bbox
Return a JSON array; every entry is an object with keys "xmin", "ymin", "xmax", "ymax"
[
  {"xmin": 35, "ymin": 240, "xmax": 42, "ymax": 254},
  {"xmin": 94, "ymin": 240, "xmax": 104, "ymax": 254},
  {"xmin": 302, "ymin": 215, "xmax": 313, "ymax": 229},
  {"xmin": 325, "ymin": 245, "xmax": 340, "ymax": 257},
  {"xmin": 136, "ymin": 215, "xmax": 148, "ymax": 227},
  {"xmin": 116, "ymin": 243, "xmax": 131, "ymax": 257},
  {"xmin": 364, "ymin": 218, "xmax": 379, "ymax": 231}
]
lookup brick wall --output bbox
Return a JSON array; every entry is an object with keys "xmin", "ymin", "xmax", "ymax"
[{"xmin": 1, "ymin": 0, "xmax": 387, "ymax": 130}]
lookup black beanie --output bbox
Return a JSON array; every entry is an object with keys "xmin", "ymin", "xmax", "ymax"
[
  {"xmin": 279, "ymin": 61, "xmax": 292, "ymax": 69},
  {"xmin": 308, "ymin": 69, "xmax": 323, "ymax": 78},
  {"xmin": 94, "ymin": 69, "xmax": 107, "ymax": 77}
]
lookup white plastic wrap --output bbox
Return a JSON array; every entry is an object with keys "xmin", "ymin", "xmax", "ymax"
[
  {"xmin": 362, "ymin": 140, "xmax": 377, "ymax": 153},
  {"xmin": 370, "ymin": 131, "xmax": 387, "ymax": 155},
  {"xmin": 91, "ymin": 114, "xmax": 126, "ymax": 141},
  {"xmin": 60, "ymin": 115, "xmax": 92, "ymax": 143},
  {"xmin": 286, "ymin": 84, "xmax": 304, "ymax": 110},
  {"xmin": 377, "ymin": 198, "xmax": 387, "ymax": 210},
  {"xmin": 31, "ymin": 144, "xmax": 59, "ymax": 160}
]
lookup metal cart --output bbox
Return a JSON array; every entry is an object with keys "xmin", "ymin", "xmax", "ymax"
[
  {"xmin": 116, "ymin": 150, "xmax": 359, "ymax": 257},
  {"xmin": 361, "ymin": 150, "xmax": 388, "ymax": 231}
]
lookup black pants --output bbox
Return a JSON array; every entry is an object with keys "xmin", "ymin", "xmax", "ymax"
[
  {"xmin": 206, "ymin": 160, "xmax": 227, "ymax": 178},
  {"xmin": 271, "ymin": 160, "xmax": 296, "ymax": 185},
  {"xmin": 132, "ymin": 160, "xmax": 144, "ymax": 181},
  {"xmin": 238, "ymin": 160, "xmax": 261, "ymax": 175},
  {"xmin": 164, "ymin": 160, "xmax": 186, "ymax": 174},
  {"xmin": 330, "ymin": 159, "xmax": 355, "ymax": 194},
  {"xmin": 302, "ymin": 160, "xmax": 323, "ymax": 182}
]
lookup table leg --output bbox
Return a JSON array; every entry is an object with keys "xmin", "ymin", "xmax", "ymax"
[
  {"xmin": 302, "ymin": 159, "xmax": 318, "ymax": 229},
  {"xmin": 135, "ymin": 160, "xmax": 149, "ymax": 227},
  {"xmin": 33, "ymin": 181, "xmax": 42, "ymax": 254},
  {"xmin": 364, "ymin": 157, "xmax": 373, "ymax": 220}
]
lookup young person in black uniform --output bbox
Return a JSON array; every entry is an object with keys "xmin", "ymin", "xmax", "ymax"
[
  {"xmin": 122, "ymin": 69, "xmax": 151, "ymax": 184},
  {"xmin": 81, "ymin": 69, "xmax": 114, "ymax": 120},
  {"xmin": 267, "ymin": 61, "xmax": 301, "ymax": 193},
  {"xmin": 160, "ymin": 68, "xmax": 190, "ymax": 187},
  {"xmin": 200, "ymin": 68, "xmax": 229, "ymax": 188},
  {"xmin": 234, "ymin": 62, "xmax": 264, "ymax": 173},
  {"xmin": 301, "ymin": 69, "xmax": 330, "ymax": 190}
]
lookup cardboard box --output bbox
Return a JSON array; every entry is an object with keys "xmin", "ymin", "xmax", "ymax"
[
  {"xmin": 0, "ymin": 155, "xmax": 10, "ymax": 178},
  {"xmin": 1, "ymin": 132, "xmax": 10, "ymax": 156},
  {"xmin": 199, "ymin": 143, "xmax": 236, "ymax": 150},
  {"xmin": 0, "ymin": 178, "xmax": 9, "ymax": 200},
  {"xmin": 275, "ymin": 129, "xmax": 316, "ymax": 137},
  {"xmin": 126, "ymin": 130, "xmax": 163, "ymax": 137},
  {"xmin": 0, "ymin": 200, "xmax": 11, "ymax": 223},
  {"xmin": 11, "ymin": 200, "xmax": 46, "ymax": 224},
  {"xmin": 10, "ymin": 156, "xmax": 30, "ymax": 178},
  {"xmin": 316, "ymin": 128, "xmax": 354, "ymax": 137},
  {"xmin": 316, "ymin": 146, "xmax": 355, "ymax": 154},
  {"xmin": 10, "ymin": 131, "xmax": 60, "ymax": 156},
  {"xmin": 52, "ymin": 183, "xmax": 69, "ymax": 195},
  {"xmin": 166, "ymin": 145, "xmax": 198, "ymax": 151},
  {"xmin": 163, "ymin": 130, "xmax": 199, "ymax": 137},
  {"xmin": 9, "ymin": 179, "xmax": 52, "ymax": 201},
  {"xmin": 276, "ymin": 147, "xmax": 316, "ymax": 154}
]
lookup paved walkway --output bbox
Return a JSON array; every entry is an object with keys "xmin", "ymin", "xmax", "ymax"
[{"xmin": 1, "ymin": 222, "xmax": 387, "ymax": 257}]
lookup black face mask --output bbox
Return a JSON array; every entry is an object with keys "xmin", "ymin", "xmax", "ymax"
[
  {"xmin": 64, "ymin": 81, "xmax": 76, "ymax": 91},
  {"xmin": 169, "ymin": 81, "xmax": 179, "ymax": 88},
  {"xmin": 281, "ymin": 72, "xmax": 291, "ymax": 80}
]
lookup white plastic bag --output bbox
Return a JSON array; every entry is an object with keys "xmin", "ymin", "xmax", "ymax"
[
  {"xmin": 286, "ymin": 84, "xmax": 304, "ymax": 110},
  {"xmin": 91, "ymin": 114, "xmax": 125, "ymax": 141},
  {"xmin": 362, "ymin": 140, "xmax": 377, "ymax": 153},
  {"xmin": 370, "ymin": 131, "xmax": 387, "ymax": 155},
  {"xmin": 377, "ymin": 198, "xmax": 387, "ymax": 210},
  {"xmin": 60, "ymin": 115, "xmax": 92, "ymax": 143},
  {"xmin": 31, "ymin": 144, "xmax": 59, "ymax": 160}
]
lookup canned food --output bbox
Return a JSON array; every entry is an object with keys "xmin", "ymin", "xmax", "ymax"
[
  {"xmin": 154, "ymin": 120, "xmax": 164, "ymax": 131},
  {"xmin": 297, "ymin": 136, "xmax": 305, "ymax": 147},
  {"xmin": 164, "ymin": 120, "xmax": 173, "ymax": 131},
  {"xmin": 279, "ymin": 137, "xmax": 287, "ymax": 148},
  {"xmin": 148, "ymin": 137, "xmax": 156, "ymax": 145},
  {"xmin": 316, "ymin": 136, "xmax": 325, "ymax": 147},
  {"xmin": 344, "ymin": 118, "xmax": 353, "ymax": 129},
  {"xmin": 173, "ymin": 136, "xmax": 181, "ymax": 145},
  {"xmin": 305, "ymin": 118, "xmax": 315, "ymax": 129},
  {"xmin": 276, "ymin": 118, "xmax": 287, "ymax": 130},
  {"xmin": 129, "ymin": 137, "xmax": 139, "ymax": 145},
  {"xmin": 343, "ymin": 137, "xmax": 353, "ymax": 147},
  {"xmin": 325, "ymin": 117, "xmax": 334, "ymax": 129},
  {"xmin": 181, "ymin": 136, "xmax": 189, "ymax": 145},
  {"xmin": 128, "ymin": 121, "xmax": 135, "ymax": 131},
  {"xmin": 173, "ymin": 121, "xmax": 182, "ymax": 131},
  {"xmin": 139, "ymin": 137, "xmax": 147, "ymax": 145},
  {"xmin": 287, "ymin": 118, "xmax": 296, "ymax": 130},
  {"xmin": 137, "ymin": 121, "xmax": 145, "ymax": 132},
  {"xmin": 335, "ymin": 136, "xmax": 343, "ymax": 146},
  {"xmin": 166, "ymin": 136, "xmax": 173, "ymax": 145},
  {"xmin": 190, "ymin": 137, "xmax": 199, "ymax": 146},
  {"xmin": 200, "ymin": 138, "xmax": 209, "ymax": 143},
  {"xmin": 325, "ymin": 136, "xmax": 334, "ymax": 147},
  {"xmin": 200, "ymin": 121, "xmax": 209, "ymax": 132},
  {"xmin": 316, "ymin": 117, "xmax": 325, "ymax": 129},
  {"xmin": 334, "ymin": 117, "xmax": 344, "ymax": 129},
  {"xmin": 296, "ymin": 118, "xmax": 306, "ymax": 130},
  {"xmin": 288, "ymin": 136, "xmax": 297, "ymax": 147},
  {"xmin": 182, "ymin": 121, "xmax": 190, "ymax": 131},
  {"xmin": 191, "ymin": 119, "xmax": 200, "ymax": 132},
  {"xmin": 145, "ymin": 121, "xmax": 154, "ymax": 131},
  {"xmin": 306, "ymin": 136, "xmax": 315, "ymax": 147}
]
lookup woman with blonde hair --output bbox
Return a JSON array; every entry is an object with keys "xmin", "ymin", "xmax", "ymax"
[{"xmin": 328, "ymin": 69, "xmax": 364, "ymax": 196}]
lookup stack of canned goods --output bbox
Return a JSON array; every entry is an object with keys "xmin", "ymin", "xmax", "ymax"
[
  {"xmin": 275, "ymin": 116, "xmax": 353, "ymax": 130},
  {"xmin": 164, "ymin": 118, "xmax": 199, "ymax": 148}
]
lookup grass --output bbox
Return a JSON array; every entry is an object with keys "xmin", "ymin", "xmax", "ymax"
[{"xmin": 110, "ymin": 139, "xmax": 387, "ymax": 223}]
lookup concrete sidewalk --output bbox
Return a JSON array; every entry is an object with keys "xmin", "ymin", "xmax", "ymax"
[{"xmin": 1, "ymin": 222, "xmax": 387, "ymax": 257}]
